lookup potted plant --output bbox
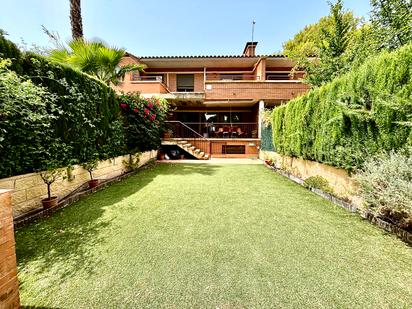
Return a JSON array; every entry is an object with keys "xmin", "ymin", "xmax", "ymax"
[
  {"xmin": 40, "ymin": 168, "xmax": 63, "ymax": 209},
  {"xmin": 158, "ymin": 151, "xmax": 166, "ymax": 160},
  {"xmin": 82, "ymin": 158, "xmax": 100, "ymax": 189}
]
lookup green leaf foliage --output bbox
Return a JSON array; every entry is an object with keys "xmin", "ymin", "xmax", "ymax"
[
  {"xmin": 272, "ymin": 43, "xmax": 412, "ymax": 170},
  {"xmin": 354, "ymin": 149, "xmax": 412, "ymax": 231},
  {"xmin": 118, "ymin": 93, "xmax": 169, "ymax": 153},
  {"xmin": 370, "ymin": 0, "xmax": 412, "ymax": 50},
  {"xmin": 0, "ymin": 30, "xmax": 23, "ymax": 73},
  {"xmin": 0, "ymin": 35, "xmax": 169, "ymax": 178},
  {"xmin": 48, "ymin": 38, "xmax": 145, "ymax": 85}
]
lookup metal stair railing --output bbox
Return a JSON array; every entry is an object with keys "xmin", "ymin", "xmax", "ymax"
[{"xmin": 165, "ymin": 121, "xmax": 211, "ymax": 157}]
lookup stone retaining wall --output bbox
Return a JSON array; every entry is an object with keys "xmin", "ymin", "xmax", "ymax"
[
  {"xmin": 260, "ymin": 151, "xmax": 360, "ymax": 204},
  {"xmin": 0, "ymin": 150, "xmax": 157, "ymax": 217}
]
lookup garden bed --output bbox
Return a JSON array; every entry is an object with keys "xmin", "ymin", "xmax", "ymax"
[{"xmin": 263, "ymin": 161, "xmax": 412, "ymax": 245}]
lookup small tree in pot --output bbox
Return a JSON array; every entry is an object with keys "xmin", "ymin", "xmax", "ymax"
[
  {"xmin": 82, "ymin": 158, "xmax": 99, "ymax": 188},
  {"xmin": 40, "ymin": 166, "xmax": 64, "ymax": 209}
]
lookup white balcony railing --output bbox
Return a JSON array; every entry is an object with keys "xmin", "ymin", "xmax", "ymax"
[{"xmin": 131, "ymin": 75, "xmax": 163, "ymax": 82}]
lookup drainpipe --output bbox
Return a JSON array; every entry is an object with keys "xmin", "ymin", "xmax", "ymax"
[{"xmin": 203, "ymin": 67, "xmax": 206, "ymax": 91}]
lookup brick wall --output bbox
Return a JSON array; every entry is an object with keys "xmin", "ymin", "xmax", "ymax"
[
  {"xmin": 194, "ymin": 73, "xmax": 204, "ymax": 92},
  {"xmin": 0, "ymin": 190, "xmax": 20, "ymax": 309},
  {"xmin": 211, "ymin": 140, "xmax": 259, "ymax": 158},
  {"xmin": 168, "ymin": 74, "xmax": 177, "ymax": 91},
  {"xmin": 253, "ymin": 58, "xmax": 266, "ymax": 81},
  {"xmin": 113, "ymin": 82, "xmax": 169, "ymax": 94},
  {"xmin": 0, "ymin": 151, "xmax": 157, "ymax": 218},
  {"xmin": 205, "ymin": 81, "xmax": 309, "ymax": 101}
]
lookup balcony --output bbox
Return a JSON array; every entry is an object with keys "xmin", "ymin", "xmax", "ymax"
[
  {"xmin": 115, "ymin": 73, "xmax": 310, "ymax": 103},
  {"xmin": 115, "ymin": 75, "xmax": 169, "ymax": 94},
  {"xmin": 206, "ymin": 74, "xmax": 257, "ymax": 81},
  {"xmin": 204, "ymin": 74, "xmax": 309, "ymax": 101}
]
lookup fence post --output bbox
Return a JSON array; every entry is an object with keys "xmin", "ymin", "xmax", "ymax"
[{"xmin": 0, "ymin": 189, "xmax": 20, "ymax": 309}]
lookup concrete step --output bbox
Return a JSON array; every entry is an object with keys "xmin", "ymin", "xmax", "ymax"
[
  {"xmin": 177, "ymin": 140, "xmax": 188, "ymax": 144},
  {"xmin": 183, "ymin": 143, "xmax": 191, "ymax": 148},
  {"xmin": 194, "ymin": 149, "xmax": 201, "ymax": 154},
  {"xmin": 190, "ymin": 146, "xmax": 196, "ymax": 150}
]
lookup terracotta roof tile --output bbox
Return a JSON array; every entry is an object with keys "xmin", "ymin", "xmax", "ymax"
[{"xmin": 125, "ymin": 52, "xmax": 286, "ymax": 60}]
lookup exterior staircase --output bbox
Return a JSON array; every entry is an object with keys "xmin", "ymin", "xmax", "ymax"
[
  {"xmin": 162, "ymin": 121, "xmax": 211, "ymax": 160},
  {"xmin": 176, "ymin": 140, "xmax": 209, "ymax": 160}
]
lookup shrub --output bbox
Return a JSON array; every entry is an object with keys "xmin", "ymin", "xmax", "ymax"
[
  {"xmin": 118, "ymin": 93, "xmax": 169, "ymax": 153},
  {"xmin": 0, "ymin": 31, "xmax": 23, "ymax": 73},
  {"xmin": 0, "ymin": 35, "xmax": 169, "ymax": 178},
  {"xmin": 354, "ymin": 150, "xmax": 412, "ymax": 231},
  {"xmin": 272, "ymin": 44, "xmax": 412, "ymax": 170},
  {"xmin": 0, "ymin": 60, "xmax": 65, "ymax": 177},
  {"xmin": 303, "ymin": 176, "xmax": 334, "ymax": 195},
  {"xmin": 22, "ymin": 53, "xmax": 125, "ymax": 161},
  {"xmin": 0, "ymin": 52, "xmax": 126, "ymax": 178}
]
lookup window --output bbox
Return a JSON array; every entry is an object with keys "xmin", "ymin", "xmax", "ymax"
[
  {"xmin": 222, "ymin": 145, "xmax": 246, "ymax": 154},
  {"xmin": 266, "ymin": 73, "xmax": 290, "ymax": 80},
  {"xmin": 176, "ymin": 74, "xmax": 194, "ymax": 92}
]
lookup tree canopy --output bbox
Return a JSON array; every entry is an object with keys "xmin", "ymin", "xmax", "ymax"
[
  {"xmin": 282, "ymin": 0, "xmax": 411, "ymax": 86},
  {"xmin": 48, "ymin": 39, "xmax": 144, "ymax": 85}
]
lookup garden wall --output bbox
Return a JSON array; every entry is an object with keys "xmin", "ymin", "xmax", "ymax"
[
  {"xmin": 0, "ymin": 150, "xmax": 157, "ymax": 217},
  {"xmin": 0, "ymin": 190, "xmax": 20, "ymax": 309},
  {"xmin": 260, "ymin": 150, "xmax": 360, "ymax": 204}
]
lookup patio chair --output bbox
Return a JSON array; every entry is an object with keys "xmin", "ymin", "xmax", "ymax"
[
  {"xmin": 214, "ymin": 127, "xmax": 224, "ymax": 138},
  {"xmin": 230, "ymin": 127, "xmax": 238, "ymax": 138},
  {"xmin": 236, "ymin": 127, "xmax": 245, "ymax": 138},
  {"xmin": 222, "ymin": 127, "xmax": 230, "ymax": 138}
]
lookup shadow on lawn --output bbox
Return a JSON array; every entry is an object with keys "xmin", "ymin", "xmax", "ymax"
[
  {"xmin": 157, "ymin": 163, "xmax": 221, "ymax": 176},
  {"xmin": 20, "ymin": 305, "xmax": 59, "ymax": 309},
  {"xmin": 15, "ymin": 163, "xmax": 220, "ymax": 288}
]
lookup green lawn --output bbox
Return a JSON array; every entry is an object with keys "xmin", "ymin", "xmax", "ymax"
[{"xmin": 16, "ymin": 163, "xmax": 412, "ymax": 308}]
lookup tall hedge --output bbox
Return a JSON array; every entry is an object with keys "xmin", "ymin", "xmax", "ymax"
[
  {"xmin": 23, "ymin": 53, "xmax": 125, "ymax": 160},
  {"xmin": 0, "ymin": 31, "xmax": 22, "ymax": 73},
  {"xmin": 272, "ymin": 44, "xmax": 412, "ymax": 170},
  {"xmin": 0, "ymin": 51, "xmax": 126, "ymax": 178}
]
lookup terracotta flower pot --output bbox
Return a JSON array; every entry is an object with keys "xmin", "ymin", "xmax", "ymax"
[
  {"xmin": 42, "ymin": 196, "xmax": 58, "ymax": 209},
  {"xmin": 88, "ymin": 179, "xmax": 99, "ymax": 189}
]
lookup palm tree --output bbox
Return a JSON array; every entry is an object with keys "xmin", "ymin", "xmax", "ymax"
[
  {"xmin": 49, "ymin": 39, "xmax": 145, "ymax": 85},
  {"xmin": 70, "ymin": 0, "xmax": 83, "ymax": 39}
]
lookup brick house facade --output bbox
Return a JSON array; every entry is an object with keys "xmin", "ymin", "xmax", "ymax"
[{"xmin": 115, "ymin": 42, "xmax": 309, "ymax": 158}]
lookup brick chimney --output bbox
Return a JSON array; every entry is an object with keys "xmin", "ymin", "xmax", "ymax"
[{"xmin": 243, "ymin": 42, "xmax": 258, "ymax": 57}]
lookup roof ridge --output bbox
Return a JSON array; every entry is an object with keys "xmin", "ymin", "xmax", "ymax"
[{"xmin": 131, "ymin": 54, "xmax": 285, "ymax": 59}]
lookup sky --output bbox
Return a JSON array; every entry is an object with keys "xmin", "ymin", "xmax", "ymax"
[{"xmin": 1, "ymin": 0, "xmax": 371, "ymax": 56}]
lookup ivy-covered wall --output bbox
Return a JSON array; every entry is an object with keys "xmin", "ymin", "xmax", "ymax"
[
  {"xmin": 0, "ymin": 35, "xmax": 167, "ymax": 178},
  {"xmin": 272, "ymin": 44, "xmax": 412, "ymax": 170}
]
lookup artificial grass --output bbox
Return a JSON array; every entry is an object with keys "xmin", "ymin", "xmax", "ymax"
[{"xmin": 16, "ymin": 163, "xmax": 412, "ymax": 308}]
